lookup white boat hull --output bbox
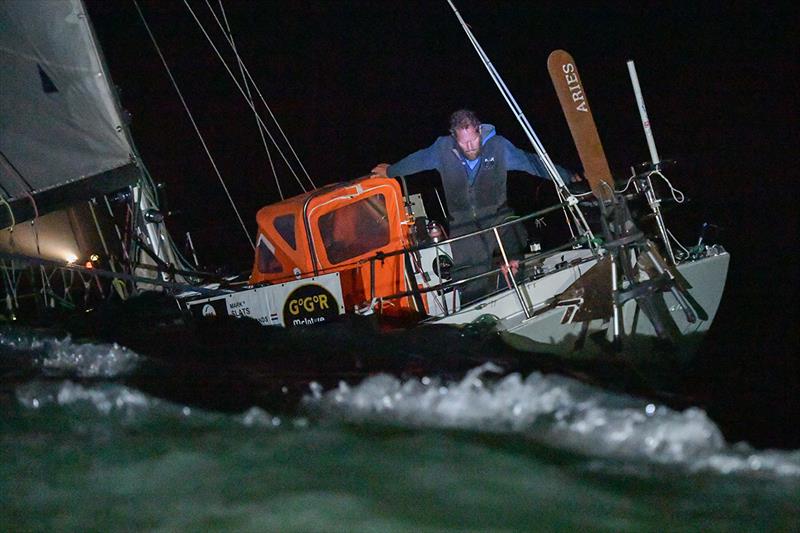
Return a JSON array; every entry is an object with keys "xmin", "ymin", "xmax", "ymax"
[{"xmin": 431, "ymin": 248, "xmax": 730, "ymax": 357}]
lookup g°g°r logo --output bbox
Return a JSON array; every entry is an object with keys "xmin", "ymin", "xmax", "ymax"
[{"xmin": 282, "ymin": 284, "xmax": 338, "ymax": 327}]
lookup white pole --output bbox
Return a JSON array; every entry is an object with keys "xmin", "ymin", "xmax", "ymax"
[
  {"xmin": 627, "ymin": 60, "xmax": 677, "ymax": 264},
  {"xmin": 626, "ymin": 60, "xmax": 660, "ymax": 166}
]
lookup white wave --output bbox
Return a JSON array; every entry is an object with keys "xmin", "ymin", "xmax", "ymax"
[
  {"xmin": 0, "ymin": 329, "xmax": 139, "ymax": 377},
  {"xmin": 236, "ymin": 407, "xmax": 310, "ymax": 429},
  {"xmin": 14, "ymin": 380, "xmax": 312, "ymax": 433},
  {"xmin": 15, "ymin": 380, "xmax": 229, "ymax": 429},
  {"xmin": 239, "ymin": 406, "xmax": 282, "ymax": 427},
  {"xmin": 16, "ymin": 380, "xmax": 153, "ymax": 416},
  {"xmin": 0, "ymin": 328, "xmax": 48, "ymax": 352},
  {"xmin": 305, "ymin": 364, "xmax": 800, "ymax": 477}
]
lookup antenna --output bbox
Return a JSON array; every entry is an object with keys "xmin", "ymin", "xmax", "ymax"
[{"xmin": 626, "ymin": 60, "xmax": 661, "ymax": 167}]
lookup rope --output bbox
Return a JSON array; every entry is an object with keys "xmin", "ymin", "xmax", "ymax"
[
  {"xmin": 1, "ymin": 259, "xmax": 19, "ymax": 309},
  {"xmin": 667, "ymin": 227, "xmax": 692, "ymax": 258},
  {"xmin": 213, "ymin": 0, "xmax": 285, "ymax": 200},
  {"xmin": 39, "ymin": 265, "xmax": 51, "ymax": 307},
  {"xmin": 87, "ymin": 200, "xmax": 115, "ymax": 272},
  {"xmin": 59, "ymin": 268, "xmax": 73, "ymax": 304},
  {"xmin": 648, "ymin": 170, "xmax": 685, "ymax": 203},
  {"xmin": 615, "ymin": 175, "xmax": 637, "ymax": 195},
  {"xmin": 0, "ymin": 153, "xmax": 48, "ymax": 260},
  {"xmin": 614, "ymin": 169, "xmax": 686, "ymax": 203},
  {"xmin": 112, "ymin": 278, "xmax": 129, "ymax": 300},
  {"xmin": 133, "ymin": 0, "xmax": 255, "ymax": 250},
  {"xmin": 184, "ymin": 0, "xmax": 316, "ymax": 192},
  {"xmin": 0, "ymin": 196, "xmax": 15, "ymax": 228},
  {"xmin": 130, "ymin": 174, "xmax": 199, "ymax": 279},
  {"xmin": 621, "ymin": 168, "xmax": 690, "ymax": 260},
  {"xmin": 103, "ymin": 195, "xmax": 127, "ymax": 261},
  {"xmin": 0, "ymin": 150, "xmax": 39, "ymax": 225}
]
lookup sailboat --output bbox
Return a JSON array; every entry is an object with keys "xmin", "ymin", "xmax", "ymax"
[
  {"xmin": 1, "ymin": 0, "xmax": 729, "ymax": 359},
  {"xmin": 177, "ymin": 6, "xmax": 730, "ymax": 358}
]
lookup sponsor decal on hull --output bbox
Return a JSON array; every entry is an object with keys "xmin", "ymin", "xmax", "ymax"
[{"xmin": 282, "ymin": 284, "xmax": 340, "ymax": 327}]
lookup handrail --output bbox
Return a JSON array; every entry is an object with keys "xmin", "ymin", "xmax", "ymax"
[
  {"xmin": 0, "ymin": 251, "xmax": 228, "ymax": 297},
  {"xmin": 368, "ymin": 200, "xmax": 577, "ymax": 318},
  {"xmin": 493, "ymin": 226, "xmax": 530, "ymax": 319},
  {"xmin": 376, "ymin": 238, "xmax": 592, "ymax": 312},
  {"xmin": 370, "ymin": 199, "xmax": 575, "ymax": 262}
]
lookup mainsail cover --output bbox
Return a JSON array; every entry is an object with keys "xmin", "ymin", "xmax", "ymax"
[{"xmin": 0, "ymin": 0, "xmax": 138, "ymax": 228}]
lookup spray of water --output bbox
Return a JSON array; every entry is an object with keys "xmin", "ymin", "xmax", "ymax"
[
  {"xmin": 1, "ymin": 329, "xmax": 139, "ymax": 378},
  {"xmin": 305, "ymin": 363, "xmax": 800, "ymax": 477}
]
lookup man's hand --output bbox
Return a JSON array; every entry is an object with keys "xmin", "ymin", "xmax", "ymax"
[
  {"xmin": 500, "ymin": 259, "xmax": 520, "ymax": 277},
  {"xmin": 571, "ymin": 172, "xmax": 584, "ymax": 183},
  {"xmin": 371, "ymin": 163, "xmax": 390, "ymax": 177}
]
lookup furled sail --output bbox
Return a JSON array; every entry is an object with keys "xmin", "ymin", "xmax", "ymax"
[{"xmin": 0, "ymin": 0, "xmax": 139, "ymax": 228}]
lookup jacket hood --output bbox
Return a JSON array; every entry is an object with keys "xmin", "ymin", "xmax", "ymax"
[{"xmin": 479, "ymin": 123, "xmax": 496, "ymax": 145}]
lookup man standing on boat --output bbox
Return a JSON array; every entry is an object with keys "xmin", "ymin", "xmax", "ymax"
[{"xmin": 372, "ymin": 109, "xmax": 579, "ymax": 301}]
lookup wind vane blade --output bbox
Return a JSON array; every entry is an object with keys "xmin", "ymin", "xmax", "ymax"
[{"xmin": 547, "ymin": 49, "xmax": 613, "ymax": 201}]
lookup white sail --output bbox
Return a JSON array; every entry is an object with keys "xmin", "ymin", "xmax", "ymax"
[
  {"xmin": 0, "ymin": 0, "xmax": 138, "ymax": 227},
  {"xmin": 0, "ymin": 0, "xmax": 193, "ymax": 289}
]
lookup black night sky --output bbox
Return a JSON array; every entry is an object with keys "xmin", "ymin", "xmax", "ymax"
[{"xmin": 84, "ymin": 1, "xmax": 797, "ymax": 447}]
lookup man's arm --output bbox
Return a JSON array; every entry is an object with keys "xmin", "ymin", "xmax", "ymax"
[
  {"xmin": 502, "ymin": 137, "xmax": 576, "ymax": 183},
  {"xmin": 386, "ymin": 140, "xmax": 442, "ymax": 177}
]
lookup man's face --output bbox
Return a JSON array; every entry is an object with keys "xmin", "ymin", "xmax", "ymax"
[{"xmin": 455, "ymin": 126, "xmax": 481, "ymax": 160}]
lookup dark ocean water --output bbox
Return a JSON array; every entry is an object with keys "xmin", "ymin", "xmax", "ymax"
[{"xmin": 1, "ymin": 324, "xmax": 798, "ymax": 532}]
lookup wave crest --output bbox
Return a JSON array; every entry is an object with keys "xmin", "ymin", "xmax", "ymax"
[
  {"xmin": 305, "ymin": 364, "xmax": 800, "ymax": 477},
  {"xmin": 1, "ymin": 329, "xmax": 139, "ymax": 377}
]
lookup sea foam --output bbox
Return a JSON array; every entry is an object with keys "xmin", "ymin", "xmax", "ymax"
[
  {"xmin": 0, "ymin": 329, "xmax": 139, "ymax": 378},
  {"xmin": 305, "ymin": 363, "xmax": 800, "ymax": 477}
]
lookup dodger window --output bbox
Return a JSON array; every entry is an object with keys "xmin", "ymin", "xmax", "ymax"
[
  {"xmin": 319, "ymin": 195, "xmax": 390, "ymax": 264},
  {"xmin": 256, "ymin": 236, "xmax": 283, "ymax": 273}
]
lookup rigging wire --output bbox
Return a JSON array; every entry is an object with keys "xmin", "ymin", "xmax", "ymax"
[
  {"xmin": 132, "ymin": 0, "xmax": 255, "ymax": 249},
  {"xmin": 123, "ymin": 147, "xmax": 198, "ymax": 272},
  {"xmin": 184, "ymin": 0, "xmax": 316, "ymax": 192},
  {"xmin": 213, "ymin": 0, "xmax": 284, "ymax": 200},
  {"xmin": 445, "ymin": 0, "xmax": 595, "ymax": 246}
]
